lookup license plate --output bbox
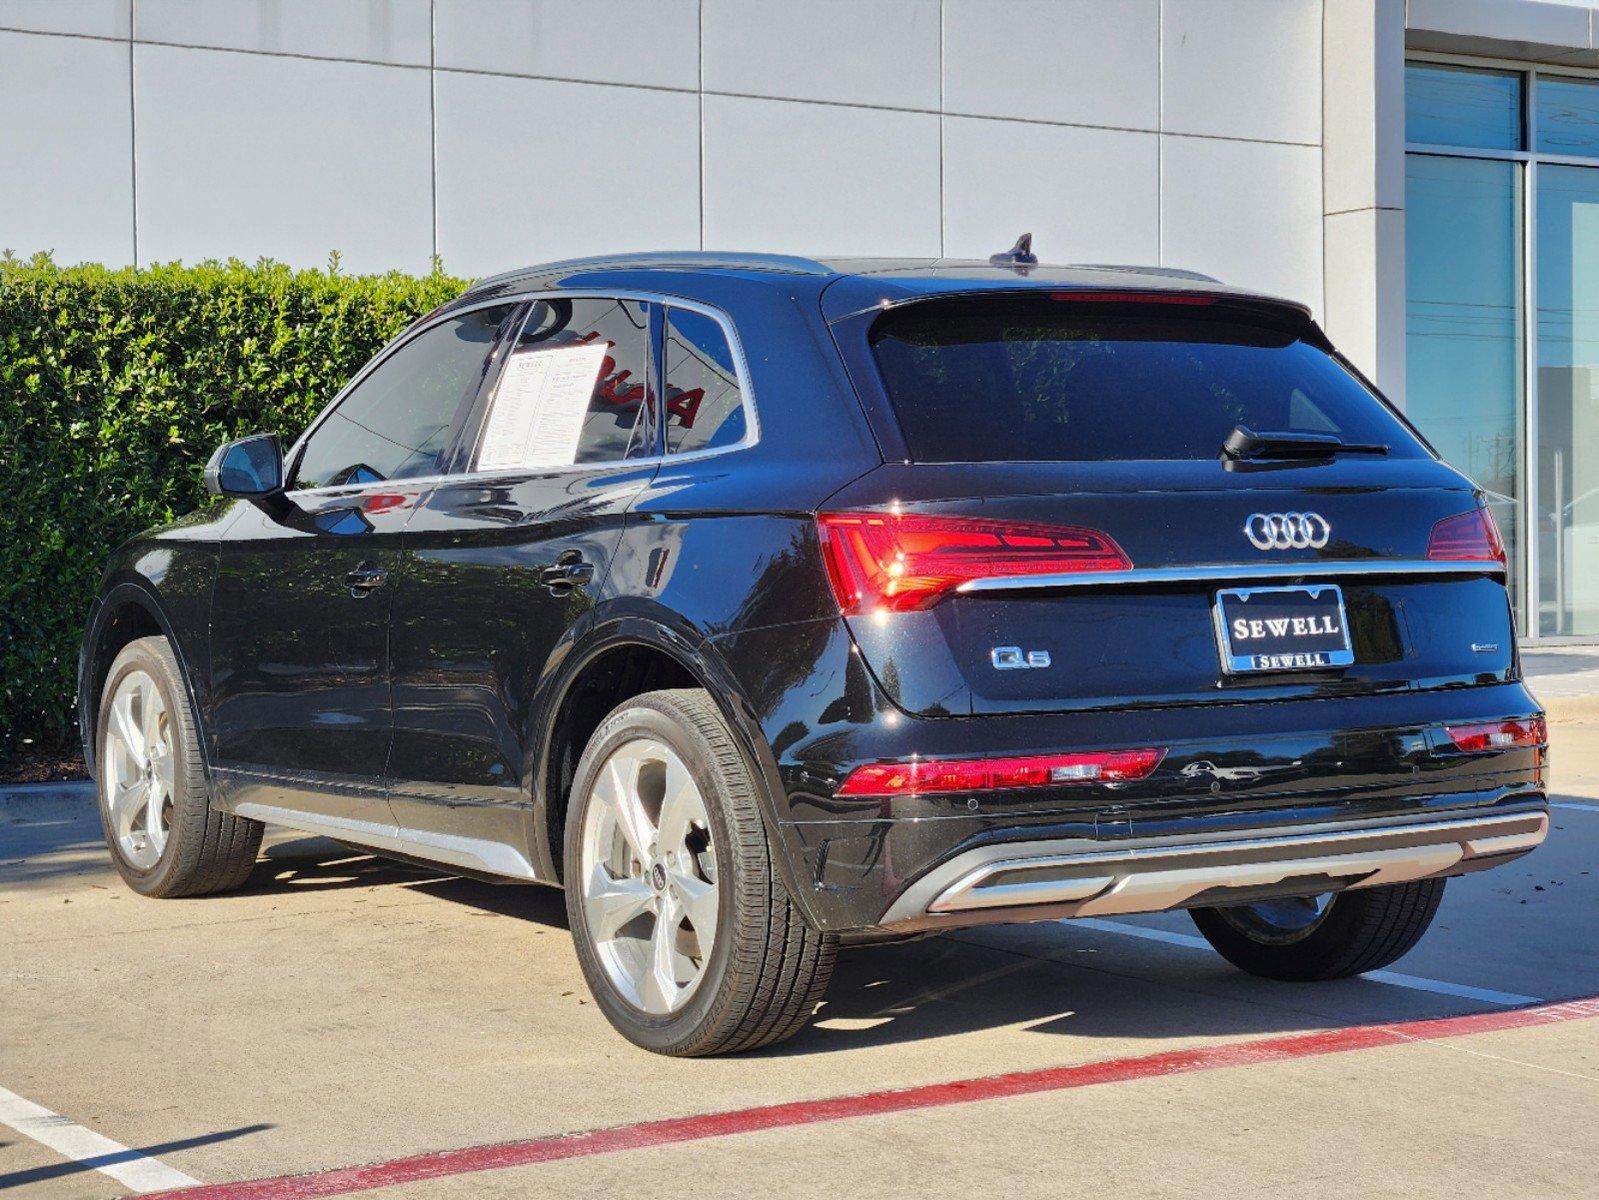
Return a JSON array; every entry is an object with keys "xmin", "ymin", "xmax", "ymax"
[{"xmin": 1213, "ymin": 584, "xmax": 1354, "ymax": 674}]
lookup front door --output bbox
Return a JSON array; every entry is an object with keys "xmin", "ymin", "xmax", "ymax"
[{"xmin": 207, "ymin": 302, "xmax": 520, "ymax": 824}]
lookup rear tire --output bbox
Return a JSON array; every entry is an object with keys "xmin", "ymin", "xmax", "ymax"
[
  {"xmin": 564, "ymin": 688, "xmax": 836, "ymax": 1056},
  {"xmin": 95, "ymin": 636, "xmax": 263, "ymax": 897},
  {"xmin": 1189, "ymin": 880, "xmax": 1446, "ymax": 981}
]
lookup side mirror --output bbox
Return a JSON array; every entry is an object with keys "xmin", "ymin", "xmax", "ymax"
[{"xmin": 205, "ymin": 433, "xmax": 285, "ymax": 498}]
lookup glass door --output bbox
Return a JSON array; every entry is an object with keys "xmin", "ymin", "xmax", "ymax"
[{"xmin": 1536, "ymin": 164, "xmax": 1599, "ymax": 636}]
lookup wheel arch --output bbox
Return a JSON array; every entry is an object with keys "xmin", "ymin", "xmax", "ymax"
[
  {"xmin": 530, "ymin": 612, "xmax": 814, "ymax": 920},
  {"xmin": 79, "ymin": 580, "xmax": 209, "ymax": 781}
]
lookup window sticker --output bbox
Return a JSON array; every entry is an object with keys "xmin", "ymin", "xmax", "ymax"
[{"xmin": 476, "ymin": 342, "xmax": 609, "ymax": 471}]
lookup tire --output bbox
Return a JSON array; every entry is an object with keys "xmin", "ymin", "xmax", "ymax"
[
  {"xmin": 95, "ymin": 635, "xmax": 263, "ymax": 897},
  {"xmin": 563, "ymin": 688, "xmax": 836, "ymax": 1056},
  {"xmin": 1189, "ymin": 880, "xmax": 1446, "ymax": 982}
]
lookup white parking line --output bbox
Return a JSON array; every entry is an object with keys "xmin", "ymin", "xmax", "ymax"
[
  {"xmin": 1069, "ymin": 917, "xmax": 1543, "ymax": 1007},
  {"xmin": 0, "ymin": 1084, "xmax": 199, "ymax": 1193},
  {"xmin": 1551, "ymin": 800, "xmax": 1599, "ymax": 813}
]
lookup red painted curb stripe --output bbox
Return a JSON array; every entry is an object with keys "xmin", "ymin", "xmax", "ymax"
[{"xmin": 150, "ymin": 995, "xmax": 1599, "ymax": 1200}]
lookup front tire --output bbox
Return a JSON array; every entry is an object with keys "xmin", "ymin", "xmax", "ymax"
[
  {"xmin": 564, "ymin": 688, "xmax": 836, "ymax": 1056},
  {"xmin": 95, "ymin": 636, "xmax": 263, "ymax": 897},
  {"xmin": 1189, "ymin": 880, "xmax": 1446, "ymax": 981}
]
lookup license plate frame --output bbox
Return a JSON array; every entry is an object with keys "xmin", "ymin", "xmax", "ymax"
[{"xmin": 1212, "ymin": 583, "xmax": 1355, "ymax": 675}]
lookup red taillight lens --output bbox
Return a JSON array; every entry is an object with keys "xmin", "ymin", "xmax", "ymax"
[
  {"xmin": 836, "ymin": 749, "xmax": 1165, "ymax": 797},
  {"xmin": 817, "ymin": 512, "xmax": 1130, "ymax": 614},
  {"xmin": 1445, "ymin": 717, "xmax": 1546, "ymax": 753},
  {"xmin": 1427, "ymin": 507, "xmax": 1507, "ymax": 566}
]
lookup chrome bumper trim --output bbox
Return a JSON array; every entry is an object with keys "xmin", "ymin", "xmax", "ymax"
[
  {"xmin": 879, "ymin": 809, "xmax": 1547, "ymax": 927},
  {"xmin": 955, "ymin": 559, "xmax": 1505, "ymax": 594}
]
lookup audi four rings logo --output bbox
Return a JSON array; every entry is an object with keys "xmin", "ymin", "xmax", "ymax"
[{"xmin": 1244, "ymin": 511, "xmax": 1331, "ymax": 550}]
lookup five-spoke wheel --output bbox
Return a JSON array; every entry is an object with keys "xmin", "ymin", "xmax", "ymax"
[{"xmin": 102, "ymin": 668, "xmax": 175, "ymax": 870}]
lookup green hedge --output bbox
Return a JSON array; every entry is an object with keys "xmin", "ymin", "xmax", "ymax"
[{"xmin": 0, "ymin": 255, "xmax": 466, "ymax": 760}]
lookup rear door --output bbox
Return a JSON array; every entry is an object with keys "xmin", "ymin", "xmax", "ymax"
[
  {"xmin": 820, "ymin": 291, "xmax": 1514, "ymax": 718},
  {"xmin": 208, "ymin": 302, "xmax": 517, "ymax": 823},
  {"xmin": 384, "ymin": 296, "xmax": 659, "ymax": 871}
]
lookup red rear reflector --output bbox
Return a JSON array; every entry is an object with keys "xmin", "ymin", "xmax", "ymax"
[
  {"xmin": 817, "ymin": 512, "xmax": 1130, "ymax": 614},
  {"xmin": 1427, "ymin": 507, "xmax": 1507, "ymax": 566},
  {"xmin": 836, "ymin": 749, "xmax": 1165, "ymax": 797},
  {"xmin": 1049, "ymin": 291, "xmax": 1217, "ymax": 305},
  {"xmin": 1445, "ymin": 717, "xmax": 1546, "ymax": 753}
]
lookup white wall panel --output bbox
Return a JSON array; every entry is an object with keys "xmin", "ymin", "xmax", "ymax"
[
  {"xmin": 0, "ymin": 31, "xmax": 132, "ymax": 264},
  {"xmin": 943, "ymin": 117, "xmax": 1158, "ymax": 265},
  {"xmin": 702, "ymin": 0, "xmax": 939, "ymax": 109},
  {"xmin": 943, "ymin": 0, "xmax": 1159, "ymax": 129},
  {"xmin": 435, "ymin": 0, "xmax": 699, "ymax": 90},
  {"xmin": 134, "ymin": 0, "xmax": 432, "ymax": 65},
  {"xmin": 133, "ymin": 45, "xmax": 432, "ymax": 272},
  {"xmin": 702, "ymin": 95, "xmax": 940, "ymax": 257},
  {"xmin": 1162, "ymin": 0, "xmax": 1321, "ymax": 144},
  {"xmin": 435, "ymin": 72, "xmax": 700, "ymax": 277},
  {"xmin": 1161, "ymin": 135, "xmax": 1323, "ymax": 313},
  {"xmin": 0, "ymin": 0, "xmax": 128, "ymax": 38}
]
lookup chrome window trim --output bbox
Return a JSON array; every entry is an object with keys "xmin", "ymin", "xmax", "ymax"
[
  {"xmin": 283, "ymin": 289, "xmax": 760, "ymax": 501},
  {"xmin": 955, "ymin": 558, "xmax": 1507, "ymax": 594}
]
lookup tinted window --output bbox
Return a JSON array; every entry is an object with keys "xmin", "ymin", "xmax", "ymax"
[
  {"xmin": 294, "ymin": 305, "xmax": 514, "ymax": 489},
  {"xmin": 1537, "ymin": 76, "xmax": 1599, "ymax": 157},
  {"xmin": 1405, "ymin": 63, "xmax": 1522, "ymax": 151},
  {"xmin": 869, "ymin": 298, "xmax": 1426, "ymax": 463},
  {"xmin": 664, "ymin": 307, "xmax": 746, "ymax": 455},
  {"xmin": 473, "ymin": 297, "xmax": 651, "ymax": 469}
]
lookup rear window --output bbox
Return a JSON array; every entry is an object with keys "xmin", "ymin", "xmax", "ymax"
[{"xmin": 867, "ymin": 297, "xmax": 1425, "ymax": 463}]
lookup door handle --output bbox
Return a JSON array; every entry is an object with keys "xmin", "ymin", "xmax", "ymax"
[
  {"xmin": 539, "ymin": 551, "xmax": 594, "ymax": 592},
  {"xmin": 345, "ymin": 564, "xmax": 388, "ymax": 597}
]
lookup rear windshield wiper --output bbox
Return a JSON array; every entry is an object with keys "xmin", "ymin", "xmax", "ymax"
[{"xmin": 1222, "ymin": 425, "xmax": 1389, "ymax": 461}]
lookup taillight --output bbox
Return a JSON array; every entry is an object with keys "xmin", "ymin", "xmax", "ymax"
[
  {"xmin": 837, "ymin": 749, "xmax": 1164, "ymax": 797},
  {"xmin": 1427, "ymin": 507, "xmax": 1507, "ymax": 566},
  {"xmin": 1445, "ymin": 717, "xmax": 1546, "ymax": 753},
  {"xmin": 817, "ymin": 512, "xmax": 1130, "ymax": 614}
]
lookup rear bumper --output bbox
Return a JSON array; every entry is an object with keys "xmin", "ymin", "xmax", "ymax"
[{"xmin": 876, "ymin": 804, "xmax": 1547, "ymax": 931}]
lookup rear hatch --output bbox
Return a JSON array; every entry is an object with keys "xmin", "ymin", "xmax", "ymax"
[{"xmin": 820, "ymin": 288, "xmax": 1515, "ymax": 718}]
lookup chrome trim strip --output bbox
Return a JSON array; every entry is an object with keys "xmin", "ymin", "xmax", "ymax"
[
  {"xmin": 230, "ymin": 800, "xmax": 540, "ymax": 881},
  {"xmin": 955, "ymin": 558, "xmax": 1507, "ymax": 593},
  {"xmin": 879, "ymin": 809, "xmax": 1547, "ymax": 926}
]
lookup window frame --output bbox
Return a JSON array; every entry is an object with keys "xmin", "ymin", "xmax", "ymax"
[
  {"xmin": 1406, "ymin": 51, "xmax": 1599, "ymax": 645},
  {"xmin": 283, "ymin": 290, "xmax": 758, "ymax": 499},
  {"xmin": 661, "ymin": 302, "xmax": 752, "ymax": 458}
]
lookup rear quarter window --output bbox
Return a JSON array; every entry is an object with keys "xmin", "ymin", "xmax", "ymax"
[{"xmin": 867, "ymin": 297, "xmax": 1426, "ymax": 463}]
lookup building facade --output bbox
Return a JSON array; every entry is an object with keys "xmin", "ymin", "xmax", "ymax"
[{"xmin": 0, "ymin": 0, "xmax": 1595, "ymax": 643}]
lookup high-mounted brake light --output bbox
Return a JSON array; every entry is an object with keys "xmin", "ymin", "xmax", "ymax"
[
  {"xmin": 817, "ymin": 512, "xmax": 1130, "ymax": 614},
  {"xmin": 1445, "ymin": 717, "xmax": 1546, "ymax": 754},
  {"xmin": 1049, "ymin": 290, "xmax": 1216, "ymax": 305},
  {"xmin": 1427, "ymin": 507, "xmax": 1507, "ymax": 566},
  {"xmin": 836, "ymin": 749, "xmax": 1165, "ymax": 797}
]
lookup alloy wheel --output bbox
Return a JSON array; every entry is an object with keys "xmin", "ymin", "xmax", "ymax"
[
  {"xmin": 102, "ymin": 669, "xmax": 174, "ymax": 871},
  {"xmin": 1215, "ymin": 892, "xmax": 1335, "ymax": 944},
  {"xmin": 578, "ymin": 737, "xmax": 720, "ymax": 1014}
]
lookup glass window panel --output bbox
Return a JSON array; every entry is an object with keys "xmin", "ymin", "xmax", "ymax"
[
  {"xmin": 1406, "ymin": 64, "xmax": 1523, "ymax": 150},
  {"xmin": 1536, "ymin": 164, "xmax": 1599, "ymax": 636},
  {"xmin": 664, "ymin": 308, "xmax": 747, "ymax": 455},
  {"xmin": 1537, "ymin": 76, "xmax": 1599, "ymax": 157},
  {"xmin": 1404, "ymin": 154, "xmax": 1524, "ymax": 618},
  {"xmin": 294, "ymin": 304, "xmax": 514, "ymax": 489}
]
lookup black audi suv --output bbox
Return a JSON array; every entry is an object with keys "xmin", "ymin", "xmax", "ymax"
[{"xmin": 79, "ymin": 250, "xmax": 1548, "ymax": 1055}]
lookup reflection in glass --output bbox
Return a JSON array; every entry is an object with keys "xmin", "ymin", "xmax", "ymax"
[
  {"xmin": 1536, "ymin": 165, "xmax": 1599, "ymax": 635},
  {"xmin": 1405, "ymin": 154, "xmax": 1524, "ymax": 618},
  {"xmin": 1537, "ymin": 76, "xmax": 1599, "ymax": 158},
  {"xmin": 1405, "ymin": 64, "xmax": 1523, "ymax": 151}
]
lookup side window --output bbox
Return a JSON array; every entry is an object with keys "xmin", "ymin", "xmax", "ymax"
[
  {"xmin": 473, "ymin": 297, "xmax": 651, "ymax": 470},
  {"xmin": 664, "ymin": 307, "xmax": 747, "ymax": 455},
  {"xmin": 293, "ymin": 305, "xmax": 514, "ymax": 489}
]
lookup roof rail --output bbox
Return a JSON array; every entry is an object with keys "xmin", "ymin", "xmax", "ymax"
[
  {"xmin": 473, "ymin": 250, "xmax": 836, "ymax": 288},
  {"xmin": 1071, "ymin": 263, "xmax": 1222, "ymax": 283}
]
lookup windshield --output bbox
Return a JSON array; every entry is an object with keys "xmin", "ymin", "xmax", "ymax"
[{"xmin": 867, "ymin": 297, "xmax": 1427, "ymax": 463}]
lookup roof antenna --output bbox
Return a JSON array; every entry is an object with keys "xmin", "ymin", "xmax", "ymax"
[{"xmin": 989, "ymin": 232, "xmax": 1038, "ymax": 270}]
